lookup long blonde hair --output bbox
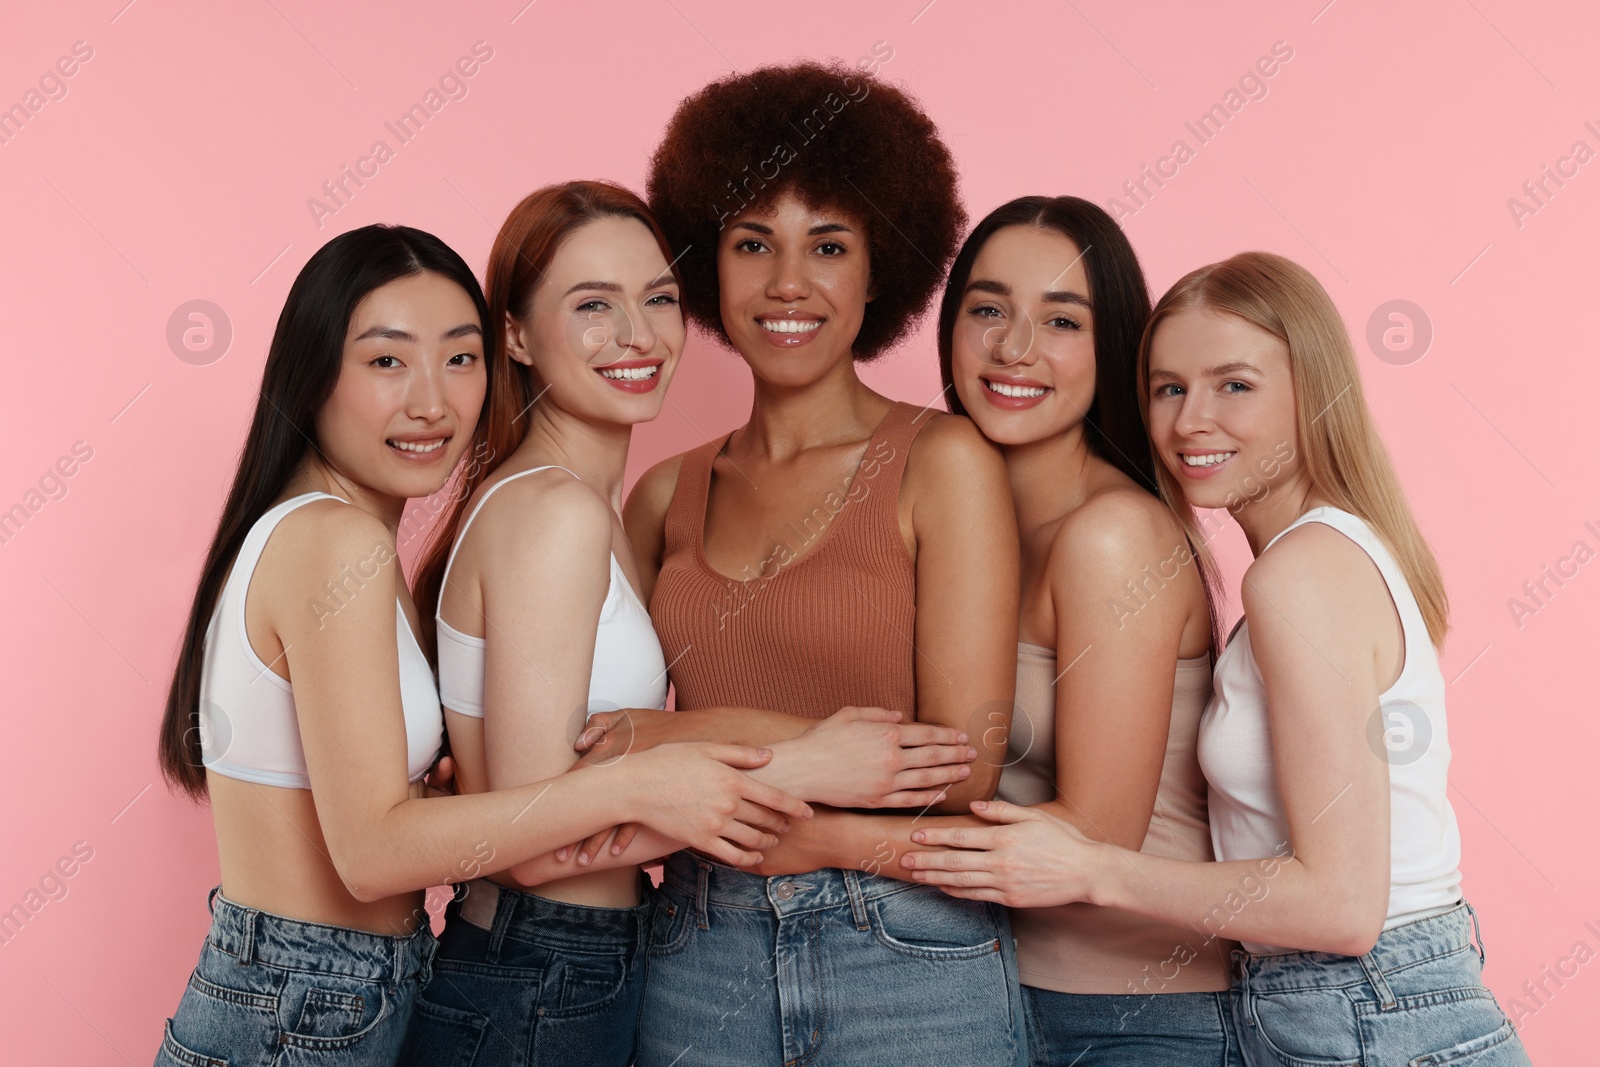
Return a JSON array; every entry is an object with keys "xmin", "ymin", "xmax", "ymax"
[{"xmin": 1137, "ymin": 251, "xmax": 1449, "ymax": 646}]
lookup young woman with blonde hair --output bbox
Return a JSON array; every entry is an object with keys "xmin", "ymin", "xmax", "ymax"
[{"xmin": 905, "ymin": 251, "xmax": 1532, "ymax": 1066}]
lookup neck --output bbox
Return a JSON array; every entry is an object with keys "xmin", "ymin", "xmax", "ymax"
[
  {"xmin": 514, "ymin": 399, "xmax": 633, "ymax": 510},
  {"xmin": 738, "ymin": 357, "xmax": 886, "ymax": 460},
  {"xmin": 298, "ymin": 456, "xmax": 406, "ymax": 529},
  {"xmin": 1001, "ymin": 422, "xmax": 1095, "ymax": 534},
  {"xmin": 1232, "ymin": 471, "xmax": 1321, "ymax": 556}
]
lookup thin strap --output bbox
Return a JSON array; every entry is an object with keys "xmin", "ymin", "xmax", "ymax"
[{"xmin": 435, "ymin": 465, "xmax": 579, "ymax": 617}]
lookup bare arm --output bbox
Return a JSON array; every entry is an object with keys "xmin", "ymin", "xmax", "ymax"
[
  {"xmin": 1042, "ymin": 491, "xmax": 1197, "ymax": 849},
  {"xmin": 899, "ymin": 414, "xmax": 1020, "ymax": 813},
  {"xmin": 903, "ymin": 524, "xmax": 1395, "ymax": 956},
  {"xmin": 270, "ymin": 502, "xmax": 811, "ymax": 902}
]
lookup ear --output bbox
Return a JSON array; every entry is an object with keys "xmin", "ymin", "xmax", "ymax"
[
  {"xmin": 503, "ymin": 311, "xmax": 534, "ymax": 366},
  {"xmin": 865, "ymin": 273, "xmax": 878, "ymax": 303}
]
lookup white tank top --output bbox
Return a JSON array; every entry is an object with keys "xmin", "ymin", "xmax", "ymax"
[
  {"xmin": 199, "ymin": 493, "xmax": 443, "ymax": 789},
  {"xmin": 1197, "ymin": 506, "xmax": 1462, "ymax": 954},
  {"xmin": 435, "ymin": 466, "xmax": 668, "ymax": 719}
]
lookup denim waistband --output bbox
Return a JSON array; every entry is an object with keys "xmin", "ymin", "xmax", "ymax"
[
  {"xmin": 205, "ymin": 885, "xmax": 436, "ymax": 984},
  {"xmin": 1233, "ymin": 901, "xmax": 1480, "ymax": 997},
  {"xmin": 662, "ymin": 850, "xmax": 931, "ymax": 920},
  {"xmin": 453, "ymin": 877, "xmax": 648, "ymax": 951}
]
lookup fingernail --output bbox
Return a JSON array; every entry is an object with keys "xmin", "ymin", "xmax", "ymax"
[
  {"xmin": 958, "ymin": 766, "xmax": 971, "ymax": 778},
  {"xmin": 911, "ymin": 830, "xmax": 924, "ymax": 843},
  {"xmin": 972, "ymin": 800, "xmax": 988, "ymax": 810},
  {"xmin": 779, "ymin": 820, "xmax": 791, "ymax": 833},
  {"xmin": 578, "ymin": 854, "xmax": 590, "ymax": 866},
  {"xmin": 556, "ymin": 848, "xmax": 569, "ymax": 860},
  {"xmin": 966, "ymin": 748, "xmax": 978, "ymax": 760},
  {"xmin": 958, "ymin": 733, "xmax": 969, "ymax": 743}
]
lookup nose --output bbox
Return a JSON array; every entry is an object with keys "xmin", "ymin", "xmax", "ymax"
[
  {"xmin": 766, "ymin": 246, "xmax": 811, "ymax": 302},
  {"xmin": 613, "ymin": 303, "xmax": 656, "ymax": 357},
  {"xmin": 1173, "ymin": 388, "xmax": 1213, "ymax": 437},
  {"xmin": 406, "ymin": 359, "xmax": 449, "ymax": 422},
  {"xmin": 986, "ymin": 315, "xmax": 1037, "ymax": 368}
]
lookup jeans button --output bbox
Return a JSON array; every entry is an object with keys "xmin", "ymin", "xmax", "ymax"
[{"xmin": 775, "ymin": 881, "xmax": 796, "ymax": 901}]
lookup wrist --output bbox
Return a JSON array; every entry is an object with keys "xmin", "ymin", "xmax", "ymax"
[{"xmin": 1086, "ymin": 840, "xmax": 1130, "ymax": 909}]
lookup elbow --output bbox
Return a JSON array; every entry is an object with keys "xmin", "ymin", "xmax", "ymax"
[
  {"xmin": 330, "ymin": 846, "xmax": 400, "ymax": 904},
  {"xmin": 929, "ymin": 766, "xmax": 1001, "ymax": 815}
]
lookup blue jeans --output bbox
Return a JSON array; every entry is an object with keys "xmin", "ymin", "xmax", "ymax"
[
  {"xmin": 155, "ymin": 886, "xmax": 438, "ymax": 1067},
  {"xmin": 398, "ymin": 878, "xmax": 649, "ymax": 1067},
  {"xmin": 637, "ymin": 851, "xmax": 1028, "ymax": 1066},
  {"xmin": 1023, "ymin": 986, "xmax": 1243, "ymax": 1066},
  {"xmin": 1230, "ymin": 902, "xmax": 1531, "ymax": 1066}
]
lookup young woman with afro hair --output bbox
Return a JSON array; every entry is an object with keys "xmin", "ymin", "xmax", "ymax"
[{"xmin": 573, "ymin": 61, "xmax": 1030, "ymax": 1065}]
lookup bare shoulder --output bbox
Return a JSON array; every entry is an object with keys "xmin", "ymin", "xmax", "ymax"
[
  {"xmin": 903, "ymin": 411, "xmax": 1006, "ymax": 493},
  {"xmin": 1244, "ymin": 520, "xmax": 1386, "ymax": 625},
  {"xmin": 623, "ymin": 452, "xmax": 686, "ymax": 532},
  {"xmin": 472, "ymin": 467, "xmax": 612, "ymax": 554},
  {"xmin": 270, "ymin": 496, "xmax": 395, "ymax": 573},
  {"xmin": 1056, "ymin": 487, "xmax": 1185, "ymax": 567}
]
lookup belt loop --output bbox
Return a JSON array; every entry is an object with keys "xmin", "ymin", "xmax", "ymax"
[
  {"xmin": 486, "ymin": 882, "xmax": 512, "ymax": 963},
  {"xmin": 1356, "ymin": 949, "xmax": 1396, "ymax": 1010},
  {"xmin": 237, "ymin": 906, "xmax": 257, "ymax": 967},
  {"xmin": 207, "ymin": 885, "xmax": 221, "ymax": 916},
  {"xmin": 695, "ymin": 859, "xmax": 712, "ymax": 930},
  {"xmin": 1465, "ymin": 901, "xmax": 1486, "ymax": 966},
  {"xmin": 842, "ymin": 869, "xmax": 870, "ymax": 931}
]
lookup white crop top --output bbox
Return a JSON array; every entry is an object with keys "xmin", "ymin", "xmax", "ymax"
[
  {"xmin": 199, "ymin": 492, "xmax": 443, "ymax": 789},
  {"xmin": 1197, "ymin": 506, "xmax": 1462, "ymax": 954},
  {"xmin": 435, "ymin": 466, "xmax": 668, "ymax": 720}
]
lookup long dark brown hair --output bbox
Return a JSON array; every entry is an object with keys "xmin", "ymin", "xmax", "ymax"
[
  {"xmin": 937, "ymin": 195, "xmax": 1222, "ymax": 652},
  {"xmin": 410, "ymin": 181, "xmax": 682, "ymax": 651},
  {"xmin": 158, "ymin": 225, "xmax": 491, "ymax": 800}
]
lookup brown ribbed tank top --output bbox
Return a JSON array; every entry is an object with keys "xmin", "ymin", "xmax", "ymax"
[{"xmin": 651, "ymin": 401, "xmax": 929, "ymax": 719}]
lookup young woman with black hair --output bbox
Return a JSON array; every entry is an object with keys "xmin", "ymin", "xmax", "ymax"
[
  {"xmin": 153, "ymin": 223, "xmax": 809, "ymax": 1067},
  {"xmin": 931, "ymin": 196, "xmax": 1239, "ymax": 1065}
]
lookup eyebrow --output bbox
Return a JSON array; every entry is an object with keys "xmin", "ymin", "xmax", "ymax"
[
  {"xmin": 354, "ymin": 322, "xmax": 481, "ymax": 342},
  {"xmin": 563, "ymin": 281, "xmax": 623, "ymax": 297},
  {"xmin": 731, "ymin": 221, "xmax": 857, "ymax": 236},
  {"xmin": 965, "ymin": 278, "xmax": 1092, "ymax": 309},
  {"xmin": 1147, "ymin": 360, "xmax": 1263, "ymax": 383}
]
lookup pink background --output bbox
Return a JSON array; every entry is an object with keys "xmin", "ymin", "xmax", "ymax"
[{"xmin": 3, "ymin": 0, "xmax": 1595, "ymax": 1059}]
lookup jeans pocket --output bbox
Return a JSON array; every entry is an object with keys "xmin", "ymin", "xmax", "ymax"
[
  {"xmin": 869, "ymin": 886, "xmax": 1003, "ymax": 961},
  {"xmin": 1248, "ymin": 989, "xmax": 1364, "ymax": 1066},
  {"xmin": 544, "ymin": 951, "xmax": 630, "ymax": 1017},
  {"xmin": 1408, "ymin": 1018, "xmax": 1525, "ymax": 1066},
  {"xmin": 156, "ymin": 1018, "xmax": 229, "ymax": 1067},
  {"xmin": 398, "ymin": 995, "xmax": 488, "ymax": 1067},
  {"xmin": 278, "ymin": 974, "xmax": 390, "ymax": 1051},
  {"xmin": 646, "ymin": 886, "xmax": 694, "ymax": 958}
]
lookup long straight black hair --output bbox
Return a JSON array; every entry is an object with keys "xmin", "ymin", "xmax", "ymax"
[
  {"xmin": 159, "ymin": 225, "xmax": 492, "ymax": 800},
  {"xmin": 936, "ymin": 195, "xmax": 1222, "ymax": 652},
  {"xmin": 937, "ymin": 195, "xmax": 1156, "ymax": 491}
]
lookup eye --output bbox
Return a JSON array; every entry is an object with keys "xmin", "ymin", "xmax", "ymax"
[
  {"xmin": 734, "ymin": 238, "xmax": 767, "ymax": 254},
  {"xmin": 966, "ymin": 304, "xmax": 1002, "ymax": 319},
  {"xmin": 1152, "ymin": 383, "xmax": 1183, "ymax": 398},
  {"xmin": 1046, "ymin": 315, "xmax": 1083, "ymax": 331},
  {"xmin": 370, "ymin": 354, "xmax": 401, "ymax": 369},
  {"xmin": 576, "ymin": 299, "xmax": 611, "ymax": 313},
  {"xmin": 815, "ymin": 241, "xmax": 846, "ymax": 256},
  {"xmin": 645, "ymin": 293, "xmax": 679, "ymax": 307},
  {"xmin": 1222, "ymin": 380, "xmax": 1251, "ymax": 394},
  {"xmin": 447, "ymin": 352, "xmax": 478, "ymax": 366}
]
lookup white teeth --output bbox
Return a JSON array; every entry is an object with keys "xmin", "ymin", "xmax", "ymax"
[
  {"xmin": 984, "ymin": 379, "xmax": 1049, "ymax": 398},
  {"xmin": 1181, "ymin": 452, "xmax": 1235, "ymax": 467},
  {"xmin": 390, "ymin": 439, "xmax": 444, "ymax": 453},
  {"xmin": 599, "ymin": 365, "xmax": 658, "ymax": 380},
  {"xmin": 760, "ymin": 319, "xmax": 822, "ymax": 334}
]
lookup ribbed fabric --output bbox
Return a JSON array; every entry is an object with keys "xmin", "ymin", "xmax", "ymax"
[{"xmin": 651, "ymin": 402, "xmax": 929, "ymax": 719}]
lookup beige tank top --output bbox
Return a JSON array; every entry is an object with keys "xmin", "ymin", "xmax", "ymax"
[{"xmin": 997, "ymin": 642, "xmax": 1235, "ymax": 994}]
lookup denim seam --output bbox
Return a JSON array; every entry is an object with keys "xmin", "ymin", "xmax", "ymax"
[
  {"xmin": 187, "ymin": 969, "xmax": 279, "ymax": 1011},
  {"xmin": 276, "ymin": 985, "xmax": 389, "ymax": 1051}
]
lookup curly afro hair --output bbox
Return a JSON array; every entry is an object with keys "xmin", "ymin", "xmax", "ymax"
[{"xmin": 646, "ymin": 60, "xmax": 965, "ymax": 362}]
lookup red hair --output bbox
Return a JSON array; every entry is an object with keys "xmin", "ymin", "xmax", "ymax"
[{"xmin": 411, "ymin": 181, "xmax": 680, "ymax": 652}]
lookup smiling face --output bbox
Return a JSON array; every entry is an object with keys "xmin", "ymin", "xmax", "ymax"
[
  {"xmin": 950, "ymin": 225, "xmax": 1098, "ymax": 447},
  {"xmin": 717, "ymin": 189, "xmax": 874, "ymax": 388},
  {"xmin": 1145, "ymin": 306, "xmax": 1305, "ymax": 512},
  {"xmin": 314, "ymin": 271, "xmax": 487, "ymax": 500},
  {"xmin": 509, "ymin": 214, "xmax": 685, "ymax": 426}
]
